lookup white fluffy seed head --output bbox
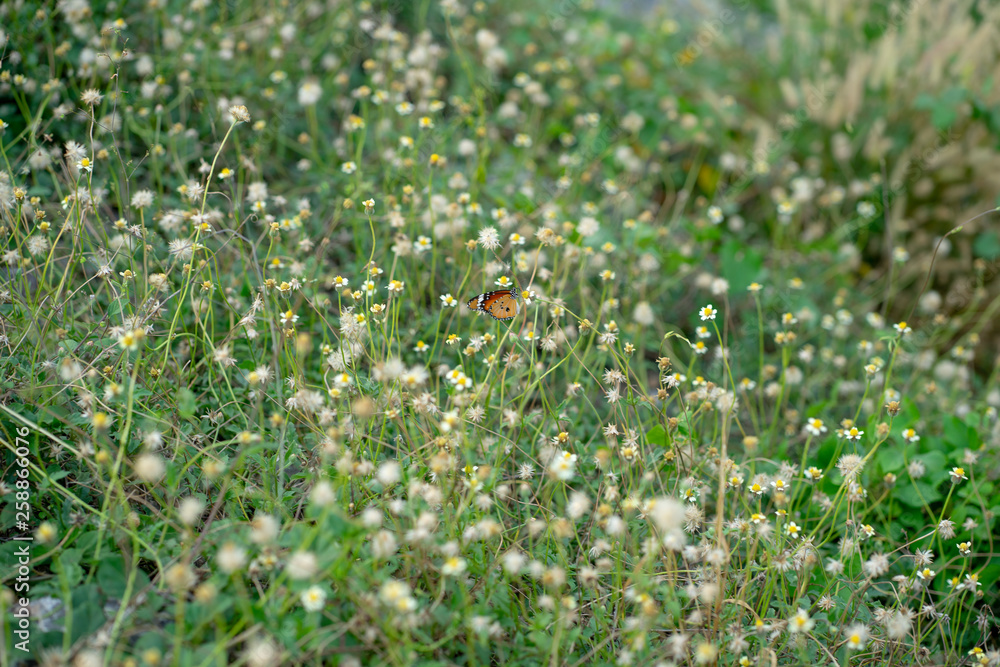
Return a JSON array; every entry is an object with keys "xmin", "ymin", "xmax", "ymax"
[
  {"xmin": 134, "ymin": 453, "xmax": 165, "ymax": 483},
  {"xmin": 177, "ymin": 497, "xmax": 205, "ymax": 526},
  {"xmin": 648, "ymin": 496, "xmax": 685, "ymax": 534},
  {"xmin": 250, "ymin": 513, "xmax": 280, "ymax": 544}
]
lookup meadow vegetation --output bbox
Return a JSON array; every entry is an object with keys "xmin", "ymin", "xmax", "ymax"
[{"xmin": 1, "ymin": 0, "xmax": 999, "ymax": 665}]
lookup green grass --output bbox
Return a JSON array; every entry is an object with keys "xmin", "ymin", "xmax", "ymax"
[{"xmin": 0, "ymin": 1, "xmax": 998, "ymax": 666}]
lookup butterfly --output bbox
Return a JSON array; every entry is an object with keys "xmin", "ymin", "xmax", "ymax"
[{"xmin": 467, "ymin": 289, "xmax": 520, "ymax": 321}]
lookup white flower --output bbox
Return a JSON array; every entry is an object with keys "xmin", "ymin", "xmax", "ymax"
[
  {"xmin": 442, "ymin": 556, "xmax": 467, "ymax": 576},
  {"xmin": 844, "ymin": 623, "xmax": 868, "ymax": 650},
  {"xmin": 298, "ymin": 80, "xmax": 322, "ymax": 106},
  {"xmin": 131, "ymin": 190, "xmax": 154, "ymax": 208},
  {"xmin": 788, "ymin": 608, "xmax": 814, "ymax": 634},
  {"xmin": 804, "ymin": 418, "xmax": 827, "ymax": 436},
  {"xmin": 857, "ymin": 201, "xmax": 877, "ymax": 218},
  {"xmin": 478, "ymin": 226, "xmax": 500, "ymax": 250},
  {"xmin": 548, "ymin": 450, "xmax": 577, "ymax": 481},
  {"xmin": 301, "ymin": 585, "xmax": 326, "ymax": 611},
  {"xmin": 699, "ymin": 304, "xmax": 717, "ymax": 321},
  {"xmin": 380, "ymin": 579, "xmax": 417, "ymax": 614},
  {"xmin": 577, "ymin": 216, "xmax": 599, "ymax": 236}
]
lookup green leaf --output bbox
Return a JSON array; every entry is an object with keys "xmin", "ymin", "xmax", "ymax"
[
  {"xmin": 943, "ymin": 417, "xmax": 977, "ymax": 450},
  {"xmin": 977, "ymin": 562, "xmax": 1000, "ymax": 595},
  {"xmin": 893, "ymin": 482, "xmax": 923, "ymax": 508},
  {"xmin": 528, "ymin": 629, "xmax": 552, "ymax": 652},
  {"xmin": 97, "ymin": 556, "xmax": 128, "ymax": 598},
  {"xmin": 816, "ymin": 438, "xmax": 838, "ymax": 470},
  {"xmin": 70, "ymin": 585, "xmax": 105, "ymax": 641},
  {"xmin": 109, "ymin": 297, "xmax": 126, "ymax": 321},
  {"xmin": 646, "ymin": 424, "xmax": 668, "ymax": 447},
  {"xmin": 914, "ymin": 88, "xmax": 966, "ymax": 131},
  {"xmin": 897, "ymin": 478, "xmax": 943, "ymax": 508},
  {"xmin": 719, "ymin": 241, "xmax": 762, "ymax": 293},
  {"xmin": 323, "ymin": 511, "xmax": 355, "ymax": 541},
  {"xmin": 804, "ymin": 401, "xmax": 828, "ymax": 418},
  {"xmin": 177, "ymin": 388, "xmax": 197, "ymax": 420},
  {"xmin": 876, "ymin": 444, "xmax": 905, "ymax": 473},
  {"xmin": 45, "ymin": 466, "xmax": 70, "ymax": 482},
  {"xmin": 973, "ymin": 231, "xmax": 1000, "ymax": 260},
  {"xmin": 52, "ymin": 547, "xmax": 84, "ymax": 587}
]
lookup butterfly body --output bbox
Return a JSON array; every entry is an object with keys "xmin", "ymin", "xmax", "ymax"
[{"xmin": 467, "ymin": 289, "xmax": 519, "ymax": 321}]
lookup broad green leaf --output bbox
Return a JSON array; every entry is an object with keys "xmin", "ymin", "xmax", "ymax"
[
  {"xmin": 646, "ymin": 424, "xmax": 668, "ymax": 447},
  {"xmin": 177, "ymin": 388, "xmax": 197, "ymax": 420}
]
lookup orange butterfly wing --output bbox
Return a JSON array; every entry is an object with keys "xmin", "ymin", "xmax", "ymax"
[{"xmin": 468, "ymin": 290, "xmax": 519, "ymax": 321}]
